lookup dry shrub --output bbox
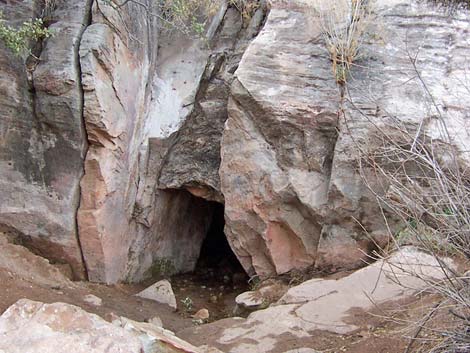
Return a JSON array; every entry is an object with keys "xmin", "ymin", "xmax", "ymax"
[
  {"xmin": 157, "ymin": 0, "xmax": 220, "ymax": 37},
  {"xmin": 358, "ymin": 117, "xmax": 470, "ymax": 352},
  {"xmin": 308, "ymin": 0, "xmax": 375, "ymax": 83}
]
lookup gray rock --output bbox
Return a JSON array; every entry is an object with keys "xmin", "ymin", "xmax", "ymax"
[
  {"xmin": 235, "ymin": 291, "xmax": 265, "ymax": 309},
  {"xmin": 179, "ymin": 247, "xmax": 456, "ymax": 352},
  {"xmin": 0, "ymin": 299, "xmax": 144, "ymax": 353},
  {"xmin": 83, "ymin": 294, "xmax": 102, "ymax": 306},
  {"xmin": 0, "ymin": 0, "xmax": 91, "ymax": 280},
  {"xmin": 220, "ymin": 0, "xmax": 470, "ymax": 277},
  {"xmin": 136, "ymin": 279, "xmax": 177, "ymax": 310},
  {"xmin": 0, "ymin": 299, "xmax": 209, "ymax": 353}
]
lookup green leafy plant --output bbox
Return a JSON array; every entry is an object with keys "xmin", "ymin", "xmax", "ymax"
[
  {"xmin": 0, "ymin": 13, "xmax": 52, "ymax": 56},
  {"xmin": 158, "ymin": 0, "xmax": 219, "ymax": 37},
  {"xmin": 105, "ymin": 0, "xmax": 259, "ymax": 39}
]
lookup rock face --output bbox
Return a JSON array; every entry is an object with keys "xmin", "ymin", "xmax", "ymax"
[
  {"xmin": 179, "ymin": 247, "xmax": 456, "ymax": 352},
  {"xmin": 314, "ymin": 0, "xmax": 470, "ymax": 270},
  {"xmin": 123, "ymin": 3, "xmax": 268, "ymax": 282},
  {"xmin": 1, "ymin": 0, "xmax": 470, "ymax": 284},
  {"xmin": 220, "ymin": 1, "xmax": 339, "ymax": 276},
  {"xmin": 75, "ymin": 1, "xmax": 268, "ymax": 283},
  {"xmin": 0, "ymin": 0, "xmax": 90, "ymax": 279},
  {"xmin": 76, "ymin": 1, "xmax": 159, "ymax": 283},
  {"xmin": 158, "ymin": 5, "xmax": 266, "ymax": 203},
  {"xmin": 219, "ymin": 0, "xmax": 470, "ymax": 277}
]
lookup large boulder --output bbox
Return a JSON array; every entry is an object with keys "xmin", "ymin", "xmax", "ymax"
[
  {"xmin": 0, "ymin": 299, "xmax": 215, "ymax": 353},
  {"xmin": 0, "ymin": 233, "xmax": 72, "ymax": 288},
  {"xmin": 0, "ymin": 299, "xmax": 143, "ymax": 353}
]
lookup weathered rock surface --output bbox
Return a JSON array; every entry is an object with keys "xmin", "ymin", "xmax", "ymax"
[
  {"xmin": 124, "ymin": 3, "xmax": 268, "ymax": 282},
  {"xmin": 0, "ymin": 0, "xmax": 90, "ymax": 279},
  {"xmin": 220, "ymin": 0, "xmax": 339, "ymax": 277},
  {"xmin": 2, "ymin": 0, "xmax": 470, "ymax": 286},
  {"xmin": 158, "ymin": 5, "xmax": 267, "ymax": 203},
  {"xmin": 76, "ymin": 1, "xmax": 258, "ymax": 283},
  {"xmin": 0, "ymin": 299, "xmax": 215, "ymax": 353},
  {"xmin": 113, "ymin": 316, "xmax": 218, "ymax": 353},
  {"xmin": 314, "ymin": 0, "xmax": 470, "ymax": 270},
  {"xmin": 220, "ymin": 0, "xmax": 470, "ymax": 277},
  {"xmin": 76, "ymin": 1, "xmax": 159, "ymax": 283},
  {"xmin": 136, "ymin": 279, "xmax": 177, "ymax": 309},
  {"xmin": 179, "ymin": 247, "xmax": 456, "ymax": 352},
  {"xmin": 0, "ymin": 299, "xmax": 144, "ymax": 353},
  {"xmin": 0, "ymin": 233, "xmax": 72, "ymax": 289}
]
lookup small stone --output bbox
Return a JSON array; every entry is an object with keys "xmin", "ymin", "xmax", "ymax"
[
  {"xmin": 209, "ymin": 295, "xmax": 218, "ymax": 304},
  {"xmin": 104, "ymin": 312, "xmax": 120, "ymax": 323},
  {"xmin": 135, "ymin": 279, "xmax": 177, "ymax": 309},
  {"xmin": 83, "ymin": 294, "xmax": 102, "ymax": 306},
  {"xmin": 147, "ymin": 316, "xmax": 163, "ymax": 327},
  {"xmin": 191, "ymin": 308, "xmax": 209, "ymax": 321},
  {"xmin": 235, "ymin": 291, "xmax": 264, "ymax": 309}
]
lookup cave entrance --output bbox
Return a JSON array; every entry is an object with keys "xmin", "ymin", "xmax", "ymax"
[
  {"xmin": 169, "ymin": 198, "xmax": 249, "ymax": 320},
  {"xmin": 193, "ymin": 202, "xmax": 248, "ymax": 285}
]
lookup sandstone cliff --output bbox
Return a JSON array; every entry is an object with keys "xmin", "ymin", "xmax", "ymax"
[{"xmin": 0, "ymin": 0, "xmax": 469, "ymax": 283}]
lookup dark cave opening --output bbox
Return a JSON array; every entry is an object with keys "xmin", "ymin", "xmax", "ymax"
[
  {"xmin": 170, "ymin": 200, "xmax": 249, "ymax": 321},
  {"xmin": 193, "ymin": 202, "xmax": 248, "ymax": 284}
]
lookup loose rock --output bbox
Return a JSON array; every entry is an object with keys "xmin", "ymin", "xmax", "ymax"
[
  {"xmin": 83, "ymin": 294, "xmax": 103, "ymax": 306},
  {"xmin": 191, "ymin": 308, "xmax": 210, "ymax": 321},
  {"xmin": 136, "ymin": 279, "xmax": 177, "ymax": 310}
]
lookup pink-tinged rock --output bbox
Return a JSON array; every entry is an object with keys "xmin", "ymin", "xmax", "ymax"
[
  {"xmin": 77, "ymin": 16, "xmax": 153, "ymax": 283},
  {"xmin": 76, "ymin": 1, "xmax": 230, "ymax": 284},
  {"xmin": 0, "ymin": 299, "xmax": 215, "ymax": 353},
  {"xmin": 220, "ymin": 1, "xmax": 338, "ymax": 277},
  {"xmin": 220, "ymin": 0, "xmax": 470, "ymax": 278},
  {"xmin": 113, "ymin": 316, "xmax": 219, "ymax": 353},
  {"xmin": 0, "ymin": 299, "xmax": 144, "ymax": 353},
  {"xmin": 179, "ymin": 247, "xmax": 456, "ymax": 352},
  {"xmin": 0, "ymin": 0, "xmax": 90, "ymax": 280},
  {"xmin": 0, "ymin": 233, "xmax": 72, "ymax": 289}
]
